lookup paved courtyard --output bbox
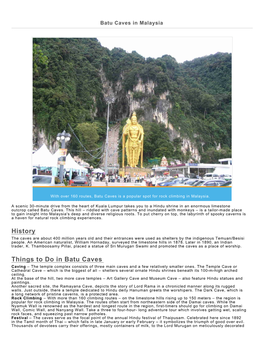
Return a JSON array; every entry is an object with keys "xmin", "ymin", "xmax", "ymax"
[{"xmin": 91, "ymin": 179, "xmax": 146, "ymax": 187}]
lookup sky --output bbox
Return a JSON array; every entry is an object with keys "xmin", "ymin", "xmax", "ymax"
[{"xmin": 97, "ymin": 37, "xmax": 232, "ymax": 63}]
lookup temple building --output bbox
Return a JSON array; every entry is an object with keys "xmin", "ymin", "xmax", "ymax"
[{"xmin": 160, "ymin": 156, "xmax": 168, "ymax": 167}]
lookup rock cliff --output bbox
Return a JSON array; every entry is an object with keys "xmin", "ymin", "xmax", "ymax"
[{"xmin": 100, "ymin": 72, "xmax": 199, "ymax": 161}]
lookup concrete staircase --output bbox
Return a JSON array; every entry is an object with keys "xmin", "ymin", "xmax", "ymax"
[{"xmin": 101, "ymin": 123, "xmax": 120, "ymax": 172}]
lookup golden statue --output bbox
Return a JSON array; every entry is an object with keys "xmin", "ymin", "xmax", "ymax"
[{"xmin": 122, "ymin": 112, "xmax": 144, "ymax": 168}]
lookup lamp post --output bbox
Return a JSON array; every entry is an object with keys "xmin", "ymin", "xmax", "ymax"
[
  {"xmin": 56, "ymin": 130, "xmax": 71, "ymax": 182},
  {"xmin": 105, "ymin": 96, "xmax": 115, "ymax": 175}
]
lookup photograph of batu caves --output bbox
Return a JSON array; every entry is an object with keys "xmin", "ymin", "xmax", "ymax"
[{"xmin": 32, "ymin": 37, "xmax": 232, "ymax": 188}]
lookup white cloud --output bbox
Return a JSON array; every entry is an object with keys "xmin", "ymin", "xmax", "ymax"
[{"xmin": 97, "ymin": 36, "xmax": 232, "ymax": 63}]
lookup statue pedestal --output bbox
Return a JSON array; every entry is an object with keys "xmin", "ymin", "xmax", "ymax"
[{"xmin": 119, "ymin": 167, "xmax": 151, "ymax": 177}]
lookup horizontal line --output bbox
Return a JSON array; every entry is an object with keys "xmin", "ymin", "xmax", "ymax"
[
  {"xmin": 12, "ymin": 262, "xmax": 104, "ymax": 263},
  {"xmin": 32, "ymin": 185, "xmax": 144, "ymax": 188},
  {"xmin": 12, "ymin": 27, "xmax": 253, "ymax": 30},
  {"xmin": 33, "ymin": 186, "xmax": 230, "ymax": 188}
]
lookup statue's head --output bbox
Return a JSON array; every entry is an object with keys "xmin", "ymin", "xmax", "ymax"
[{"xmin": 131, "ymin": 112, "xmax": 138, "ymax": 125}]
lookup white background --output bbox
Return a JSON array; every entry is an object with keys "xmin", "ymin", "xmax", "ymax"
[{"xmin": 2, "ymin": 1, "xmax": 263, "ymax": 340}]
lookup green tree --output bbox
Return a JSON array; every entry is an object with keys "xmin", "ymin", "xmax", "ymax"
[
  {"xmin": 74, "ymin": 122, "xmax": 100, "ymax": 159},
  {"xmin": 200, "ymin": 93, "xmax": 216, "ymax": 118},
  {"xmin": 173, "ymin": 138, "xmax": 184, "ymax": 160},
  {"xmin": 33, "ymin": 44, "xmax": 48, "ymax": 78},
  {"xmin": 141, "ymin": 121, "xmax": 175, "ymax": 160},
  {"xmin": 200, "ymin": 147, "xmax": 231, "ymax": 163}
]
